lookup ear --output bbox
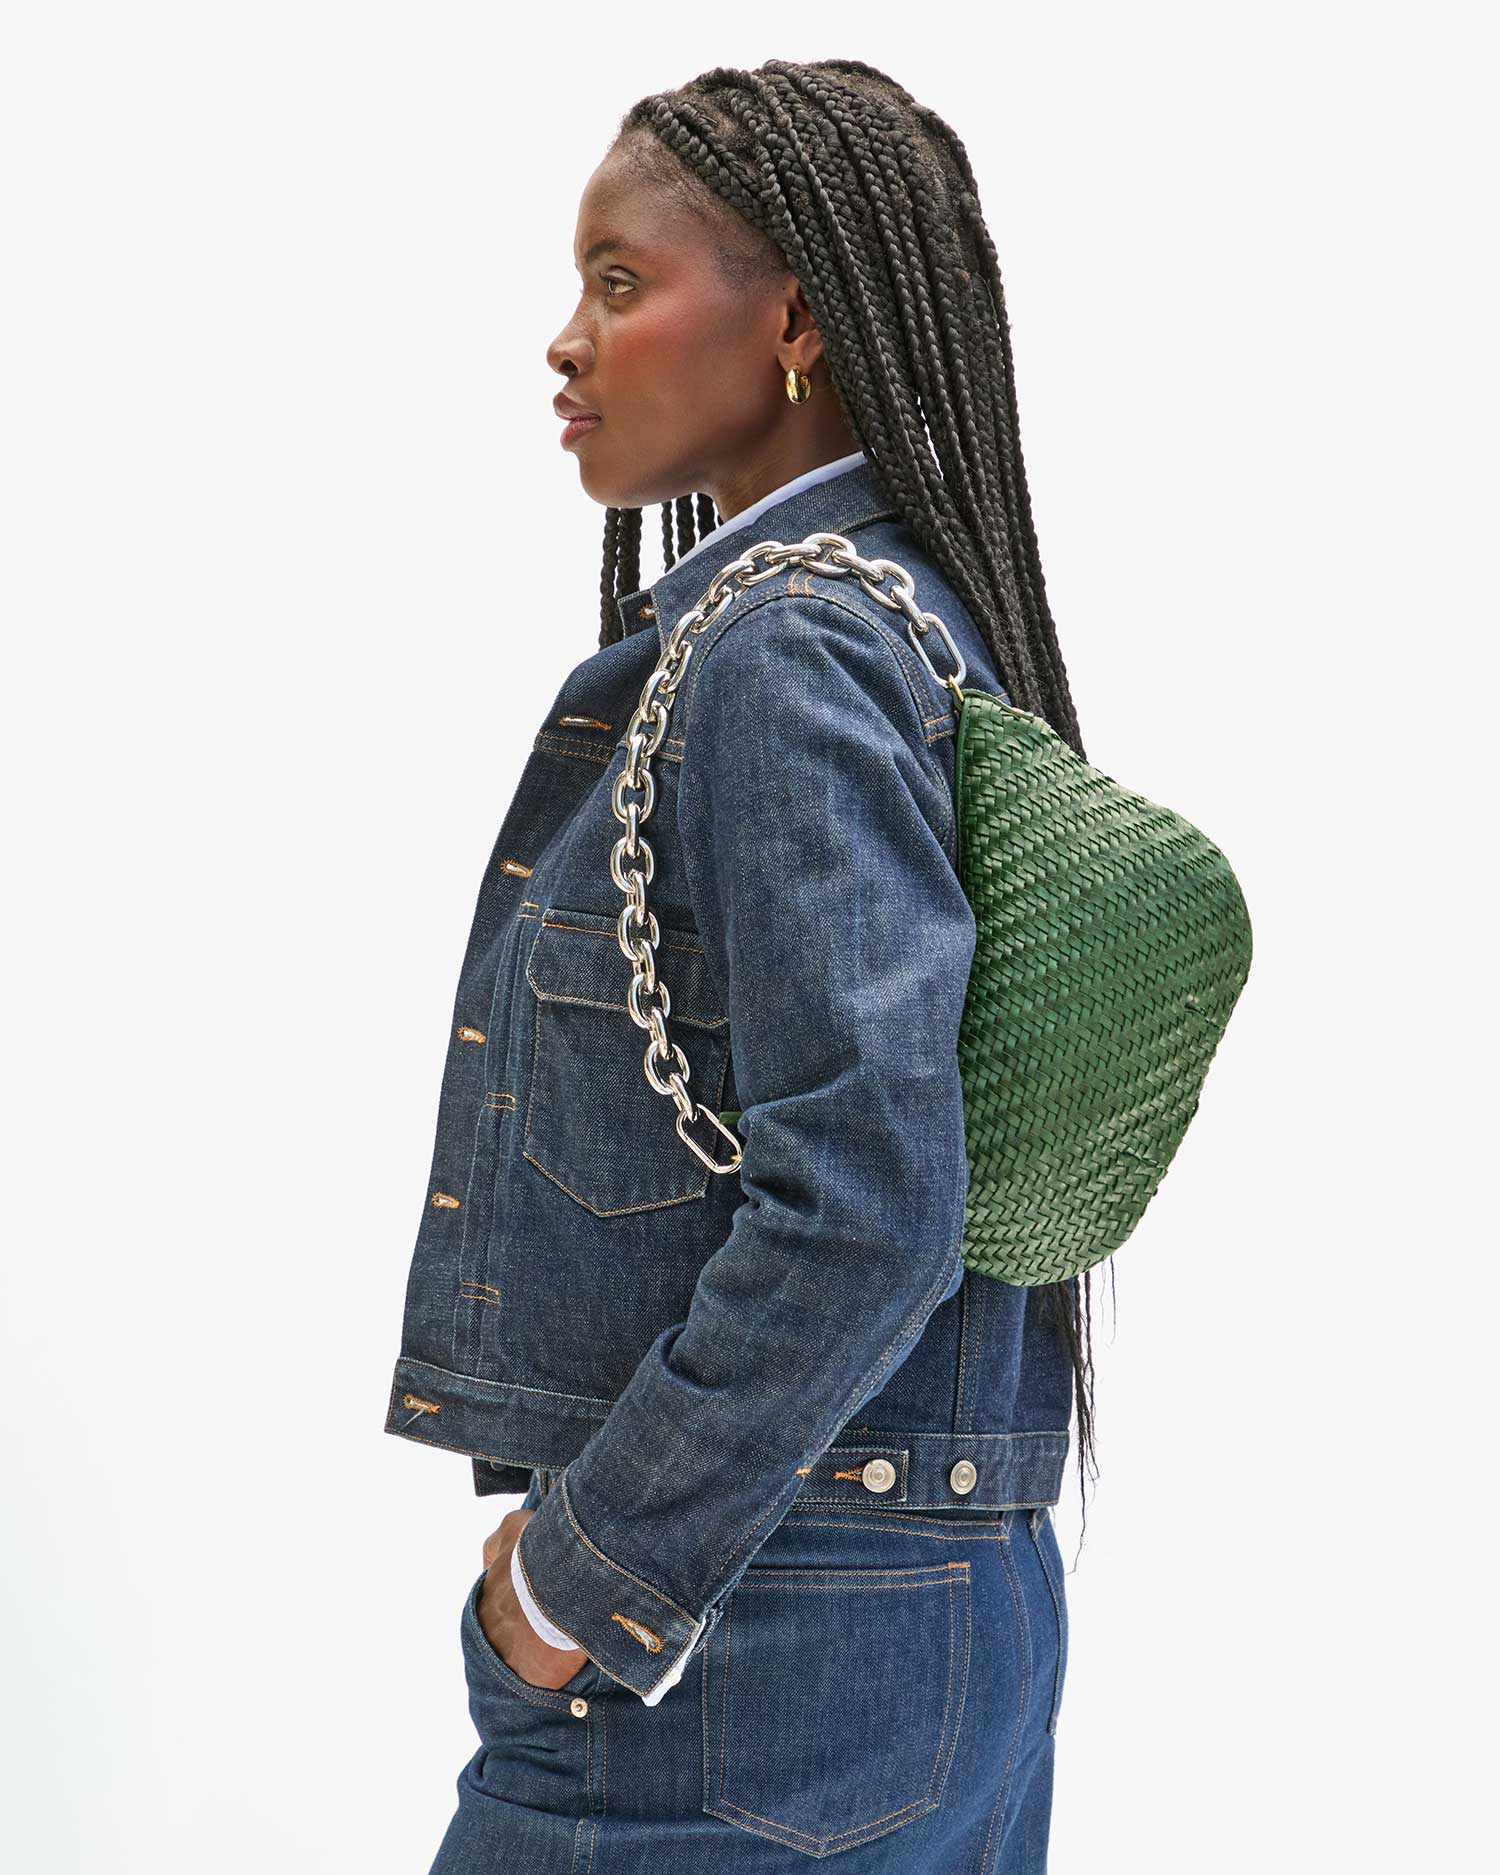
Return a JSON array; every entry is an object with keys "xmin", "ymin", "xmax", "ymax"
[{"xmin": 777, "ymin": 279, "xmax": 825, "ymax": 376}]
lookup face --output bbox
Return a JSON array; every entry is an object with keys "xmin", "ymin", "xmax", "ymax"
[{"xmin": 546, "ymin": 140, "xmax": 820, "ymax": 513}]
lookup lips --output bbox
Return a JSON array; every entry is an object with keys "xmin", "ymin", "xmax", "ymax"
[{"xmin": 557, "ymin": 406, "xmax": 602, "ymax": 448}]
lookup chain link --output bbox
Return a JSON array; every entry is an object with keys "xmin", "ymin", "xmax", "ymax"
[{"xmin": 608, "ymin": 529, "xmax": 968, "ymax": 1175}]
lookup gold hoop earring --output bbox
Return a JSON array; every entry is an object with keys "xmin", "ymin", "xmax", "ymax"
[{"xmin": 784, "ymin": 366, "xmax": 813, "ymax": 405}]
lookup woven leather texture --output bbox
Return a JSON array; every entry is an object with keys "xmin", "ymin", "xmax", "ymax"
[{"xmin": 954, "ymin": 689, "xmax": 1253, "ymax": 1284}]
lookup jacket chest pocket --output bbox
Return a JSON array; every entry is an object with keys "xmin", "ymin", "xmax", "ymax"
[{"xmin": 522, "ymin": 905, "xmax": 731, "ymax": 1216}]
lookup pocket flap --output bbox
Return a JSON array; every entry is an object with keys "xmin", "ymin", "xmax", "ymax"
[{"xmin": 526, "ymin": 906, "xmax": 728, "ymax": 1033}]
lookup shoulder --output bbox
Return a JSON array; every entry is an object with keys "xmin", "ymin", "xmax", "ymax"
[{"xmin": 678, "ymin": 573, "xmax": 956, "ymax": 761}]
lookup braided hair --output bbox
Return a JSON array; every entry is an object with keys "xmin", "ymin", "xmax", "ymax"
[{"xmin": 595, "ymin": 58, "xmax": 1101, "ymax": 1522}]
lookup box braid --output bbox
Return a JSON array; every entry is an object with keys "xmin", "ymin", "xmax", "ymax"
[{"xmin": 594, "ymin": 57, "xmax": 1101, "ymax": 1524}]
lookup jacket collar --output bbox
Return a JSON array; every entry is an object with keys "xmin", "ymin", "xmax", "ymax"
[{"xmin": 612, "ymin": 456, "xmax": 903, "ymax": 650}]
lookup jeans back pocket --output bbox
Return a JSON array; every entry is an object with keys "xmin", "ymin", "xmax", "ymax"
[
  {"xmin": 701, "ymin": 1554, "xmax": 971, "ymax": 1858},
  {"xmin": 523, "ymin": 905, "xmax": 730, "ymax": 1215}
]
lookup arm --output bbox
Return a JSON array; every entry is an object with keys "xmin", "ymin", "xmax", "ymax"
[{"xmin": 515, "ymin": 589, "xmax": 973, "ymax": 1702}]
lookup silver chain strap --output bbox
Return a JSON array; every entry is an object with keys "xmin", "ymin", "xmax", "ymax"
[{"xmin": 608, "ymin": 529, "xmax": 968, "ymax": 1175}]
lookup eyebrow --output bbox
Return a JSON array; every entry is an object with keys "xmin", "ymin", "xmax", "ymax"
[{"xmin": 578, "ymin": 236, "xmax": 647, "ymax": 267}]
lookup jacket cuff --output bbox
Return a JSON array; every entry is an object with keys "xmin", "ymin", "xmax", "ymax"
[{"xmin": 513, "ymin": 1469, "xmax": 713, "ymax": 1704}]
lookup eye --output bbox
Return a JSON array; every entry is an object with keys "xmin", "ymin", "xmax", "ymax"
[{"xmin": 603, "ymin": 275, "xmax": 635, "ymax": 298}]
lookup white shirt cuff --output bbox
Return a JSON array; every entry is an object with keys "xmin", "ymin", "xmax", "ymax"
[
  {"xmin": 637, "ymin": 1610, "xmax": 707, "ymax": 1705},
  {"xmin": 509, "ymin": 1539, "xmax": 582, "ymax": 1650}
]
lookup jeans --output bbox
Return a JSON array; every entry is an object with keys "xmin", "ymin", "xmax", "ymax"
[{"xmin": 427, "ymin": 1471, "xmax": 1068, "ymax": 1872}]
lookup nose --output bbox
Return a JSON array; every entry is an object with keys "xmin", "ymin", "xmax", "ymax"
[{"xmin": 547, "ymin": 321, "xmax": 594, "ymax": 379}]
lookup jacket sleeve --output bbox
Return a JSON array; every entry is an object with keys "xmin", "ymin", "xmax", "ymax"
[{"xmin": 513, "ymin": 589, "xmax": 975, "ymax": 1702}]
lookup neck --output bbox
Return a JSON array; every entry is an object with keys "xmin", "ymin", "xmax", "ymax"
[{"xmin": 706, "ymin": 406, "xmax": 862, "ymax": 520}]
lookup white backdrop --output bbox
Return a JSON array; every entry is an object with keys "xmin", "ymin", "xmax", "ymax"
[{"xmin": 3, "ymin": 5, "xmax": 1492, "ymax": 1870}]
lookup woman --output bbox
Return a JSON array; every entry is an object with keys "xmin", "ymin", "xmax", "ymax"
[{"xmin": 387, "ymin": 58, "xmax": 1094, "ymax": 1873}]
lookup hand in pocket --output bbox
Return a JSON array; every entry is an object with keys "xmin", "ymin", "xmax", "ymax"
[{"xmin": 477, "ymin": 1506, "xmax": 593, "ymax": 1691}]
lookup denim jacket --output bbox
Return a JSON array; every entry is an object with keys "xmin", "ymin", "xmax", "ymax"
[{"xmin": 383, "ymin": 455, "xmax": 1075, "ymax": 1702}]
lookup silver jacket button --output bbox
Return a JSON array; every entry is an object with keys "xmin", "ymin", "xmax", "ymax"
[
  {"xmin": 949, "ymin": 1459, "xmax": 978, "ymax": 1495},
  {"xmin": 861, "ymin": 1457, "xmax": 896, "ymax": 1494},
  {"xmin": 570, "ymin": 1696, "xmax": 589, "ymax": 1717}
]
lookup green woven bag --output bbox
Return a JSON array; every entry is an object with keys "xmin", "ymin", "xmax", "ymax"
[
  {"xmin": 950, "ymin": 687, "xmax": 1253, "ymax": 1284},
  {"xmin": 610, "ymin": 531, "xmax": 1254, "ymax": 1289}
]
